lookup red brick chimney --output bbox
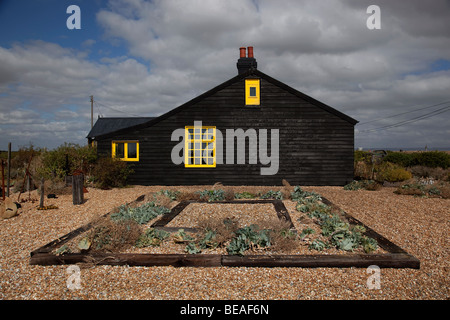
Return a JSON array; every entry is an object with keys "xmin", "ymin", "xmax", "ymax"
[{"xmin": 236, "ymin": 46, "xmax": 257, "ymax": 74}]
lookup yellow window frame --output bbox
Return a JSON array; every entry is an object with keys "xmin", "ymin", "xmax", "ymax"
[
  {"xmin": 112, "ymin": 141, "xmax": 139, "ymax": 162},
  {"xmin": 185, "ymin": 126, "xmax": 216, "ymax": 168},
  {"xmin": 245, "ymin": 79, "xmax": 260, "ymax": 105}
]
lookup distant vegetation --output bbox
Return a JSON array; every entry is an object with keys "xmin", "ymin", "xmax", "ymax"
[
  {"xmin": 0, "ymin": 142, "xmax": 133, "ymax": 195},
  {"xmin": 350, "ymin": 150, "xmax": 450, "ymax": 198}
]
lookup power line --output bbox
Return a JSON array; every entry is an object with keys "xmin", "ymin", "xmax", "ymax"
[
  {"xmin": 94, "ymin": 100, "xmax": 141, "ymax": 117},
  {"xmin": 358, "ymin": 104, "xmax": 450, "ymax": 133},
  {"xmin": 94, "ymin": 101, "xmax": 103, "ymax": 118},
  {"xmin": 358, "ymin": 100, "xmax": 450, "ymax": 125}
]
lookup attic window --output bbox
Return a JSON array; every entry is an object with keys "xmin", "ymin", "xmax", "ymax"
[
  {"xmin": 112, "ymin": 141, "xmax": 139, "ymax": 161},
  {"xmin": 245, "ymin": 79, "xmax": 260, "ymax": 105},
  {"xmin": 185, "ymin": 126, "xmax": 216, "ymax": 167}
]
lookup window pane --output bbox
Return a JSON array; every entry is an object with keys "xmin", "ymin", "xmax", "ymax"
[
  {"xmin": 127, "ymin": 143, "xmax": 137, "ymax": 159},
  {"xmin": 115, "ymin": 143, "xmax": 125, "ymax": 158},
  {"xmin": 249, "ymin": 87, "xmax": 256, "ymax": 97}
]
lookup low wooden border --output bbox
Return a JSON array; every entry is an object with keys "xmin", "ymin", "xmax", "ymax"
[{"xmin": 30, "ymin": 195, "xmax": 420, "ymax": 269}]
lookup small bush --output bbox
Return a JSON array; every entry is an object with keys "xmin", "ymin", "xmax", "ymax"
[
  {"xmin": 374, "ymin": 162, "xmax": 412, "ymax": 182},
  {"xmin": 87, "ymin": 218, "xmax": 141, "ymax": 252},
  {"xmin": 354, "ymin": 161, "xmax": 372, "ymax": 180},
  {"xmin": 197, "ymin": 216, "xmax": 239, "ymax": 246},
  {"xmin": 409, "ymin": 166, "xmax": 450, "ymax": 180},
  {"xmin": 91, "ymin": 157, "xmax": 134, "ymax": 189}
]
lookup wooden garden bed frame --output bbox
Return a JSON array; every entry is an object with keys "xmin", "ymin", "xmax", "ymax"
[{"xmin": 30, "ymin": 194, "xmax": 420, "ymax": 269}]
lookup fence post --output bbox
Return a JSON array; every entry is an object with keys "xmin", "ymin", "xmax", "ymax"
[
  {"xmin": 72, "ymin": 174, "xmax": 84, "ymax": 205},
  {"xmin": 39, "ymin": 178, "xmax": 45, "ymax": 209}
]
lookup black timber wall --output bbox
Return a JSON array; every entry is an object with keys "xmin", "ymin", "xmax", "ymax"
[{"xmin": 96, "ymin": 77, "xmax": 355, "ymax": 186}]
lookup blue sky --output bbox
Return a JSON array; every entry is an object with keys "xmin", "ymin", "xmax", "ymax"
[{"xmin": 0, "ymin": 0, "xmax": 449, "ymax": 150}]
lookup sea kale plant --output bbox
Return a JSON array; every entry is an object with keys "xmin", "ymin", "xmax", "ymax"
[
  {"xmin": 293, "ymin": 186, "xmax": 378, "ymax": 253},
  {"xmin": 110, "ymin": 201, "xmax": 170, "ymax": 225}
]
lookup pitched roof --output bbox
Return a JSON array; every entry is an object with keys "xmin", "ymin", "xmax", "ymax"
[
  {"xmin": 87, "ymin": 117, "xmax": 155, "ymax": 139},
  {"xmin": 91, "ymin": 69, "xmax": 358, "ymax": 140}
]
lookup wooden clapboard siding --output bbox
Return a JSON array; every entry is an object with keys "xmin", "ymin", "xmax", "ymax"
[{"xmin": 95, "ymin": 69, "xmax": 356, "ymax": 186}]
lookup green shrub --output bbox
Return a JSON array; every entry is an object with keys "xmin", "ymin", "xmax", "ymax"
[
  {"xmin": 383, "ymin": 152, "xmax": 414, "ymax": 167},
  {"xmin": 384, "ymin": 151, "xmax": 450, "ymax": 169},
  {"xmin": 374, "ymin": 162, "xmax": 412, "ymax": 182},
  {"xmin": 91, "ymin": 157, "xmax": 134, "ymax": 189},
  {"xmin": 39, "ymin": 143, "xmax": 97, "ymax": 179},
  {"xmin": 412, "ymin": 151, "xmax": 450, "ymax": 169},
  {"xmin": 354, "ymin": 150, "xmax": 373, "ymax": 163}
]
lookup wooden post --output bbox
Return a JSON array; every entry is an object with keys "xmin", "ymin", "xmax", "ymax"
[
  {"xmin": 72, "ymin": 174, "xmax": 84, "ymax": 205},
  {"xmin": 1, "ymin": 160, "xmax": 5, "ymax": 201},
  {"xmin": 39, "ymin": 178, "xmax": 45, "ymax": 209},
  {"xmin": 7, "ymin": 142, "xmax": 11, "ymax": 197}
]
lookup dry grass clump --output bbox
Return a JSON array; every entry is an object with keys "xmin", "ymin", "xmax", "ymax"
[
  {"xmin": 152, "ymin": 193, "xmax": 175, "ymax": 209},
  {"xmin": 87, "ymin": 217, "xmax": 142, "ymax": 252},
  {"xmin": 197, "ymin": 216, "xmax": 240, "ymax": 246},
  {"xmin": 176, "ymin": 191, "xmax": 202, "ymax": 202},
  {"xmin": 256, "ymin": 218, "xmax": 298, "ymax": 253}
]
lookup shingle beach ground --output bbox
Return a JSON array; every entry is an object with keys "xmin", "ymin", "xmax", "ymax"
[{"xmin": 0, "ymin": 185, "xmax": 448, "ymax": 300}]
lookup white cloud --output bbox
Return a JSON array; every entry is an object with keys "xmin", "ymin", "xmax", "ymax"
[{"xmin": 1, "ymin": 0, "xmax": 449, "ymax": 150}]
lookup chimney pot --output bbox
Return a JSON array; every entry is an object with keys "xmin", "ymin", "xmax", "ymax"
[
  {"xmin": 247, "ymin": 46, "xmax": 254, "ymax": 58},
  {"xmin": 239, "ymin": 47, "xmax": 246, "ymax": 58}
]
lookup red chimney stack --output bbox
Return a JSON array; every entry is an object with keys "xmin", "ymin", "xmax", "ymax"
[
  {"xmin": 239, "ymin": 47, "xmax": 246, "ymax": 58},
  {"xmin": 237, "ymin": 46, "xmax": 257, "ymax": 74},
  {"xmin": 247, "ymin": 46, "xmax": 254, "ymax": 58}
]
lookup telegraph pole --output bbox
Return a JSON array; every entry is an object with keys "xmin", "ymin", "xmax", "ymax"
[{"xmin": 90, "ymin": 95, "xmax": 94, "ymax": 129}]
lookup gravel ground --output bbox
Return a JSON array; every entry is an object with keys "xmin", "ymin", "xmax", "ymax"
[{"xmin": 0, "ymin": 185, "xmax": 448, "ymax": 300}]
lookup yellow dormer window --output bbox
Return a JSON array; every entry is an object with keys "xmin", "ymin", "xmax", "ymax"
[{"xmin": 245, "ymin": 79, "xmax": 260, "ymax": 106}]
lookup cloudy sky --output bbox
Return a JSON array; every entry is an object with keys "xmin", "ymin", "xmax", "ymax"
[{"xmin": 0, "ymin": 0, "xmax": 449, "ymax": 150}]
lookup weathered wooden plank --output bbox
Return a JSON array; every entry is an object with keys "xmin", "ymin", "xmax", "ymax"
[
  {"xmin": 30, "ymin": 253, "xmax": 222, "ymax": 267},
  {"xmin": 151, "ymin": 200, "xmax": 190, "ymax": 227},
  {"xmin": 221, "ymin": 254, "xmax": 420, "ymax": 269},
  {"xmin": 272, "ymin": 200, "xmax": 295, "ymax": 230},
  {"xmin": 30, "ymin": 252, "xmax": 419, "ymax": 269}
]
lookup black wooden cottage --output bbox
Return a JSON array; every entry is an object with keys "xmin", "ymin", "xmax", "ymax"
[{"xmin": 87, "ymin": 47, "xmax": 358, "ymax": 186}]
